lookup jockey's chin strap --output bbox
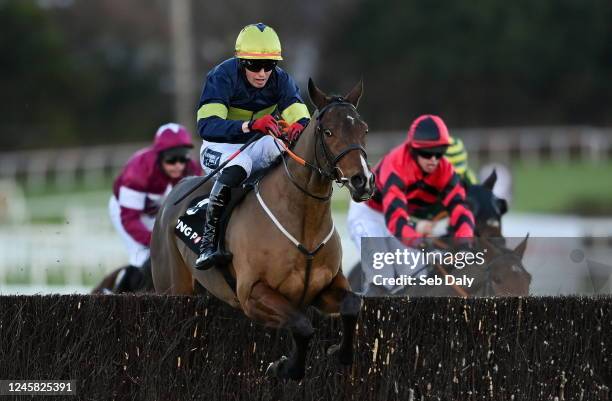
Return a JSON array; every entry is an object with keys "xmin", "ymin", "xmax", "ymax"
[{"xmin": 273, "ymin": 97, "xmax": 368, "ymax": 201}]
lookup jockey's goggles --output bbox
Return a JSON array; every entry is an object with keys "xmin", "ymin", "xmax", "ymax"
[
  {"xmin": 414, "ymin": 148, "xmax": 446, "ymax": 160},
  {"xmin": 240, "ymin": 59, "xmax": 278, "ymax": 72},
  {"xmin": 163, "ymin": 156, "xmax": 189, "ymax": 165}
]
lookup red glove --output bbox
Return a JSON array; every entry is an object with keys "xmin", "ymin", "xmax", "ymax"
[
  {"xmin": 286, "ymin": 122, "xmax": 304, "ymax": 142},
  {"xmin": 249, "ymin": 115, "xmax": 281, "ymax": 137}
]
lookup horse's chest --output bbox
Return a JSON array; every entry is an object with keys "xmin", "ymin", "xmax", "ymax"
[
  {"xmin": 270, "ymin": 249, "xmax": 338, "ymax": 290},
  {"xmin": 277, "ymin": 247, "xmax": 339, "ymax": 270}
]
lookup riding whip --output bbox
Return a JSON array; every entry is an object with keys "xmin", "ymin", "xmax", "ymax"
[{"xmin": 173, "ymin": 133, "xmax": 263, "ymax": 205}]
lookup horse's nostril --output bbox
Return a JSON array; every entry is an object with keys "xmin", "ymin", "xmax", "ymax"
[{"xmin": 350, "ymin": 174, "xmax": 365, "ymax": 189}]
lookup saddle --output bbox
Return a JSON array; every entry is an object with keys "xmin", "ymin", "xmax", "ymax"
[{"xmin": 174, "ymin": 159, "xmax": 282, "ymax": 289}]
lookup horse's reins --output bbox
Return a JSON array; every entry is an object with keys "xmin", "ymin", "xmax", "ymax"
[
  {"xmin": 257, "ymin": 99, "xmax": 368, "ymax": 307},
  {"xmin": 272, "ymin": 98, "xmax": 368, "ymax": 201},
  {"xmin": 431, "ymin": 263, "xmax": 470, "ymax": 297},
  {"xmin": 173, "ymin": 133, "xmax": 264, "ymax": 205}
]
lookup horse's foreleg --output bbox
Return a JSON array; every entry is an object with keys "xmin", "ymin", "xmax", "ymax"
[
  {"xmin": 244, "ymin": 282, "xmax": 314, "ymax": 381},
  {"xmin": 312, "ymin": 272, "xmax": 361, "ymax": 366}
]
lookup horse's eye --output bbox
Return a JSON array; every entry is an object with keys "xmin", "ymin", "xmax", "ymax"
[
  {"xmin": 365, "ymin": 128, "xmax": 369, "ymax": 135},
  {"xmin": 324, "ymin": 129, "xmax": 332, "ymax": 137}
]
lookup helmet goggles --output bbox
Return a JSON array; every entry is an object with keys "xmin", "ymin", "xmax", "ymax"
[{"xmin": 240, "ymin": 58, "xmax": 277, "ymax": 72}]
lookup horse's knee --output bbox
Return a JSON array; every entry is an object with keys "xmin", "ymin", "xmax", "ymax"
[
  {"xmin": 242, "ymin": 299, "xmax": 261, "ymax": 321},
  {"xmin": 340, "ymin": 291, "xmax": 361, "ymax": 317},
  {"xmin": 287, "ymin": 313, "xmax": 314, "ymax": 340},
  {"xmin": 242, "ymin": 296, "xmax": 283, "ymax": 326}
]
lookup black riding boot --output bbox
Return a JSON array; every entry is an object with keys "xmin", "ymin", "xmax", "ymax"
[{"xmin": 194, "ymin": 179, "xmax": 232, "ymax": 270}]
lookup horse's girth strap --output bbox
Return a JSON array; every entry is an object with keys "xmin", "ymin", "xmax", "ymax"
[{"xmin": 255, "ymin": 183, "xmax": 335, "ymax": 256}]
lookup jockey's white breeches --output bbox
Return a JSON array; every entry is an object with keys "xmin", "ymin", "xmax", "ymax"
[
  {"xmin": 199, "ymin": 136, "xmax": 282, "ymax": 178},
  {"xmin": 108, "ymin": 196, "xmax": 154, "ymax": 268},
  {"xmin": 347, "ymin": 200, "xmax": 427, "ymax": 294}
]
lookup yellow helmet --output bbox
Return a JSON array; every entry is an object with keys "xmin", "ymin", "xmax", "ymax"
[{"xmin": 235, "ymin": 23, "xmax": 283, "ymax": 60}]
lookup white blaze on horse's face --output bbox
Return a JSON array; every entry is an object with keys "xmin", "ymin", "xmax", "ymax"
[
  {"xmin": 360, "ymin": 154, "xmax": 373, "ymax": 184},
  {"xmin": 346, "ymin": 115, "xmax": 355, "ymax": 125}
]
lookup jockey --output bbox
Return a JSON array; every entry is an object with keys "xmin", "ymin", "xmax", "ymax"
[
  {"xmin": 348, "ymin": 114, "xmax": 475, "ymax": 251},
  {"xmin": 194, "ymin": 23, "xmax": 310, "ymax": 269},
  {"xmin": 109, "ymin": 123, "xmax": 201, "ymax": 291},
  {"xmin": 446, "ymin": 136, "xmax": 478, "ymax": 185}
]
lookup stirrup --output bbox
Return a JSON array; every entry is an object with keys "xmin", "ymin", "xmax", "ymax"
[{"xmin": 195, "ymin": 249, "xmax": 220, "ymax": 270}]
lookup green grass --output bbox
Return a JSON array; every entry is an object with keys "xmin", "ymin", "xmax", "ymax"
[
  {"xmin": 512, "ymin": 161, "xmax": 612, "ymax": 214},
  {"xmin": 20, "ymin": 176, "xmax": 115, "ymax": 197},
  {"xmin": 4, "ymin": 270, "xmax": 105, "ymax": 286}
]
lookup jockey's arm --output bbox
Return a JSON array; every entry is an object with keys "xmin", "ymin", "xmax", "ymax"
[
  {"xmin": 197, "ymin": 112, "xmax": 246, "ymax": 142},
  {"xmin": 380, "ymin": 172, "xmax": 422, "ymax": 246},
  {"xmin": 440, "ymin": 171, "xmax": 475, "ymax": 238},
  {"xmin": 277, "ymin": 71, "xmax": 310, "ymax": 127},
  {"xmin": 462, "ymin": 168, "xmax": 478, "ymax": 185},
  {"xmin": 117, "ymin": 185, "xmax": 152, "ymax": 246},
  {"xmin": 445, "ymin": 136, "xmax": 478, "ymax": 185},
  {"xmin": 196, "ymin": 68, "xmax": 259, "ymax": 144}
]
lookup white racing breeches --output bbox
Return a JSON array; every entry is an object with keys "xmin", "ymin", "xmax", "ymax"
[
  {"xmin": 108, "ymin": 196, "xmax": 154, "ymax": 268},
  {"xmin": 199, "ymin": 135, "xmax": 283, "ymax": 178},
  {"xmin": 347, "ymin": 200, "xmax": 426, "ymax": 295}
]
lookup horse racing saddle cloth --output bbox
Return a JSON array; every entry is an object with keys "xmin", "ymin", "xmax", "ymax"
[
  {"xmin": 174, "ymin": 159, "xmax": 281, "ymax": 255},
  {"xmin": 174, "ymin": 187, "xmax": 249, "ymax": 257},
  {"xmin": 174, "ymin": 194, "xmax": 209, "ymax": 255}
]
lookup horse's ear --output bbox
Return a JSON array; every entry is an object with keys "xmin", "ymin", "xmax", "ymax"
[
  {"xmin": 308, "ymin": 78, "xmax": 329, "ymax": 110},
  {"xmin": 514, "ymin": 234, "xmax": 529, "ymax": 259},
  {"xmin": 482, "ymin": 169, "xmax": 497, "ymax": 190},
  {"xmin": 497, "ymin": 198, "xmax": 508, "ymax": 215},
  {"xmin": 344, "ymin": 79, "xmax": 363, "ymax": 108}
]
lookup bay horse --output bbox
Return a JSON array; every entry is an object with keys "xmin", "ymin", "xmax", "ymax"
[
  {"xmin": 151, "ymin": 79, "xmax": 374, "ymax": 380},
  {"xmin": 466, "ymin": 169, "xmax": 508, "ymax": 240},
  {"xmin": 403, "ymin": 235, "xmax": 531, "ymax": 297}
]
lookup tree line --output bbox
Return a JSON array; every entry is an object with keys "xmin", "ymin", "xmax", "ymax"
[{"xmin": 1, "ymin": 0, "xmax": 610, "ymax": 150}]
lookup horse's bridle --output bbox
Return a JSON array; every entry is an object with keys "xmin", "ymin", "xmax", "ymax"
[
  {"xmin": 279, "ymin": 97, "xmax": 368, "ymax": 201},
  {"xmin": 476, "ymin": 250, "xmax": 529, "ymax": 296},
  {"xmin": 446, "ymin": 248, "xmax": 528, "ymax": 296},
  {"xmin": 426, "ymin": 240, "xmax": 529, "ymax": 296}
]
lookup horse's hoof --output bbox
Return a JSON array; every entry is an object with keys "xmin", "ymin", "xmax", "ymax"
[
  {"xmin": 327, "ymin": 343, "xmax": 353, "ymax": 366},
  {"xmin": 265, "ymin": 356, "xmax": 304, "ymax": 381},
  {"xmin": 266, "ymin": 355, "xmax": 288, "ymax": 378}
]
